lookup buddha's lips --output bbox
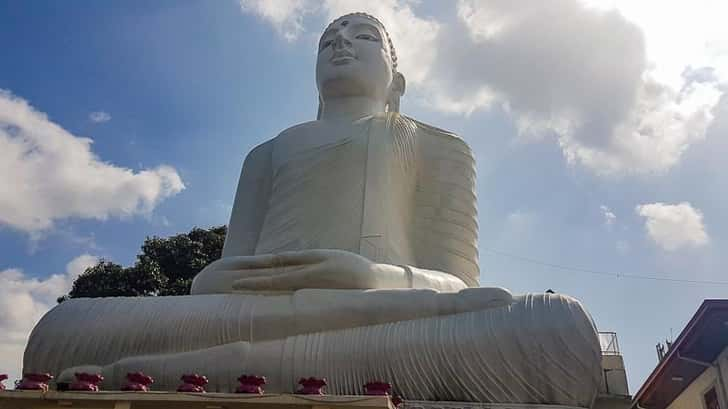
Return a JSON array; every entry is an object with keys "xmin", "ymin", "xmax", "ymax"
[{"xmin": 331, "ymin": 51, "xmax": 356, "ymax": 65}]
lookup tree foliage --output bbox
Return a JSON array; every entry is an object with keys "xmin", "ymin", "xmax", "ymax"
[{"xmin": 59, "ymin": 226, "xmax": 226, "ymax": 302}]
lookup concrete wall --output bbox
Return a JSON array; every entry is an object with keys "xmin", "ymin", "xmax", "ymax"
[
  {"xmin": 666, "ymin": 364, "xmax": 723, "ymax": 409},
  {"xmin": 600, "ymin": 355, "xmax": 629, "ymax": 397},
  {"xmin": 593, "ymin": 395, "xmax": 632, "ymax": 409},
  {"xmin": 718, "ymin": 347, "xmax": 728, "ymax": 408}
]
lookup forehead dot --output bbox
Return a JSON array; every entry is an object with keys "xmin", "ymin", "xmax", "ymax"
[{"xmin": 340, "ymin": 20, "xmax": 349, "ymax": 26}]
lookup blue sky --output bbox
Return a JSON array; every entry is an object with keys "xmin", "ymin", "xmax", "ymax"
[{"xmin": 1, "ymin": 0, "xmax": 727, "ymax": 394}]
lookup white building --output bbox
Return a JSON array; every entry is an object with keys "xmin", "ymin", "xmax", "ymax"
[{"xmin": 632, "ymin": 300, "xmax": 728, "ymax": 409}]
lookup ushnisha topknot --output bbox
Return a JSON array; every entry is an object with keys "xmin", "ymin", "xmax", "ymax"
[{"xmin": 321, "ymin": 12, "xmax": 398, "ymax": 73}]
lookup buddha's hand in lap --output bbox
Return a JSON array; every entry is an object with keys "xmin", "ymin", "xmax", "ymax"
[{"xmin": 191, "ymin": 249, "xmax": 410, "ymax": 294}]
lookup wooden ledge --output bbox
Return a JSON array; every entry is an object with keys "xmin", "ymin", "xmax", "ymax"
[{"xmin": 0, "ymin": 390, "xmax": 395, "ymax": 409}]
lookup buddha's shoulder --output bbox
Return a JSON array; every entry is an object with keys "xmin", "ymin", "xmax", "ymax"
[
  {"xmin": 366, "ymin": 113, "xmax": 462, "ymax": 140},
  {"xmin": 276, "ymin": 120, "xmax": 321, "ymax": 137},
  {"xmin": 392, "ymin": 114, "xmax": 472, "ymax": 152},
  {"xmin": 266, "ymin": 120, "xmax": 329, "ymax": 145},
  {"xmin": 406, "ymin": 116, "xmax": 460, "ymax": 139},
  {"xmin": 249, "ymin": 116, "xmax": 471, "ymax": 153},
  {"xmin": 243, "ymin": 121, "xmax": 319, "ymax": 159}
]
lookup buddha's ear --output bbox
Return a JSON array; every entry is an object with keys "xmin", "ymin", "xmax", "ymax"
[
  {"xmin": 392, "ymin": 72, "xmax": 406, "ymax": 97},
  {"xmin": 387, "ymin": 73, "xmax": 406, "ymax": 113}
]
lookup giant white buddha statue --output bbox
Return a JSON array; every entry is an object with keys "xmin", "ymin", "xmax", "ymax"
[{"xmin": 24, "ymin": 13, "xmax": 602, "ymax": 407}]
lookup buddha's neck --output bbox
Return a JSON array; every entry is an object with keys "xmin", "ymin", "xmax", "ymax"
[{"xmin": 319, "ymin": 96, "xmax": 386, "ymax": 122}]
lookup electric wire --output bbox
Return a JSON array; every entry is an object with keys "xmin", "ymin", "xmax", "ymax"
[{"xmin": 482, "ymin": 247, "xmax": 728, "ymax": 286}]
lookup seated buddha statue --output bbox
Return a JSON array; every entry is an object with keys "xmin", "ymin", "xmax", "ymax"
[{"xmin": 24, "ymin": 13, "xmax": 602, "ymax": 407}]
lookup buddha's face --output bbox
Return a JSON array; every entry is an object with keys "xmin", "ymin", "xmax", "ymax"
[{"xmin": 316, "ymin": 15, "xmax": 395, "ymax": 102}]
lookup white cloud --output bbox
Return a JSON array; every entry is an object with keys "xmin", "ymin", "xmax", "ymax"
[
  {"xmin": 582, "ymin": 0, "xmax": 728, "ymax": 88},
  {"xmin": 238, "ymin": 0, "xmax": 726, "ymax": 176},
  {"xmin": 88, "ymin": 111, "xmax": 111, "ymax": 123},
  {"xmin": 65, "ymin": 254, "xmax": 99, "ymax": 282},
  {"xmin": 0, "ymin": 90, "xmax": 185, "ymax": 233},
  {"xmin": 600, "ymin": 205, "xmax": 616, "ymax": 228},
  {"xmin": 557, "ymin": 72, "xmax": 721, "ymax": 174},
  {"xmin": 239, "ymin": 0, "xmax": 316, "ymax": 42},
  {"xmin": 433, "ymin": 0, "xmax": 724, "ymax": 175},
  {"xmin": 0, "ymin": 254, "xmax": 98, "ymax": 387},
  {"xmin": 635, "ymin": 202, "xmax": 709, "ymax": 251}
]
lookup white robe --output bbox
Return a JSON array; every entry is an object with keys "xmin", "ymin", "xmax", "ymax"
[{"xmin": 225, "ymin": 113, "xmax": 479, "ymax": 287}]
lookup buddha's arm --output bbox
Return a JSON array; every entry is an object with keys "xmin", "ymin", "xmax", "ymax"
[
  {"xmin": 191, "ymin": 141, "xmax": 273, "ymax": 295},
  {"xmin": 202, "ymin": 249, "xmax": 468, "ymax": 293},
  {"xmin": 409, "ymin": 121, "xmax": 481, "ymax": 289},
  {"xmin": 405, "ymin": 265, "xmax": 469, "ymax": 291}
]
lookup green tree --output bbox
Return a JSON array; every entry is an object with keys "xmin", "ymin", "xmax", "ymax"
[{"xmin": 59, "ymin": 226, "xmax": 226, "ymax": 302}]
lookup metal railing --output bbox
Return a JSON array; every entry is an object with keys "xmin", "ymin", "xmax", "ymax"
[{"xmin": 599, "ymin": 331, "xmax": 621, "ymax": 355}]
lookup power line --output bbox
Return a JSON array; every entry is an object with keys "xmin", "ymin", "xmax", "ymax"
[{"xmin": 482, "ymin": 247, "xmax": 728, "ymax": 286}]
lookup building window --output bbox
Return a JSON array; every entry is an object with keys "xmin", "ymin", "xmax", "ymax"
[{"xmin": 705, "ymin": 387, "xmax": 721, "ymax": 409}]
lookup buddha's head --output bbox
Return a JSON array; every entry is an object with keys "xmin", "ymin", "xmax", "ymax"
[{"xmin": 316, "ymin": 13, "xmax": 406, "ymax": 116}]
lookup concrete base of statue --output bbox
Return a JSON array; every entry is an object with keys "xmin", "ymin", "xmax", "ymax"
[
  {"xmin": 403, "ymin": 400, "xmax": 629, "ymax": 409},
  {"xmin": 0, "ymin": 390, "xmax": 630, "ymax": 409},
  {"xmin": 403, "ymin": 396, "xmax": 631, "ymax": 409},
  {"xmin": 0, "ymin": 390, "xmax": 396, "ymax": 409}
]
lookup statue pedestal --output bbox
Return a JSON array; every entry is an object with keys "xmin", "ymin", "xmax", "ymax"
[
  {"xmin": 0, "ymin": 390, "xmax": 396, "ymax": 409},
  {"xmin": 0, "ymin": 390, "xmax": 626, "ymax": 409},
  {"xmin": 404, "ymin": 402, "xmax": 586, "ymax": 409},
  {"xmin": 402, "ymin": 398, "xmax": 631, "ymax": 409}
]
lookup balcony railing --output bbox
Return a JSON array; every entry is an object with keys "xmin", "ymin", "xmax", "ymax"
[{"xmin": 599, "ymin": 331, "xmax": 620, "ymax": 355}]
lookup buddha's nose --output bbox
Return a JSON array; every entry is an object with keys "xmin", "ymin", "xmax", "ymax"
[{"xmin": 333, "ymin": 34, "xmax": 352, "ymax": 50}]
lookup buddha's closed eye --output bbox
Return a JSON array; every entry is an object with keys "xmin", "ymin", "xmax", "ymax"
[{"xmin": 355, "ymin": 34, "xmax": 379, "ymax": 41}]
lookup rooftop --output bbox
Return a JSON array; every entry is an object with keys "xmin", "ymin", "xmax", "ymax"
[{"xmin": 632, "ymin": 299, "xmax": 728, "ymax": 409}]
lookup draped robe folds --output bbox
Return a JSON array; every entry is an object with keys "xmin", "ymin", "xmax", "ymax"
[
  {"xmin": 224, "ymin": 113, "xmax": 480, "ymax": 287},
  {"xmin": 23, "ymin": 114, "xmax": 602, "ymax": 407}
]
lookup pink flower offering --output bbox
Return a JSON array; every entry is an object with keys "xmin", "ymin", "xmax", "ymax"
[
  {"xmin": 16, "ymin": 373, "xmax": 53, "ymax": 391},
  {"xmin": 177, "ymin": 373, "xmax": 208, "ymax": 393},
  {"xmin": 121, "ymin": 372, "xmax": 154, "ymax": 392},
  {"xmin": 236, "ymin": 374, "xmax": 267, "ymax": 394},
  {"xmin": 364, "ymin": 381, "xmax": 392, "ymax": 396},
  {"xmin": 70, "ymin": 372, "xmax": 104, "ymax": 391},
  {"xmin": 297, "ymin": 377, "xmax": 327, "ymax": 395}
]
